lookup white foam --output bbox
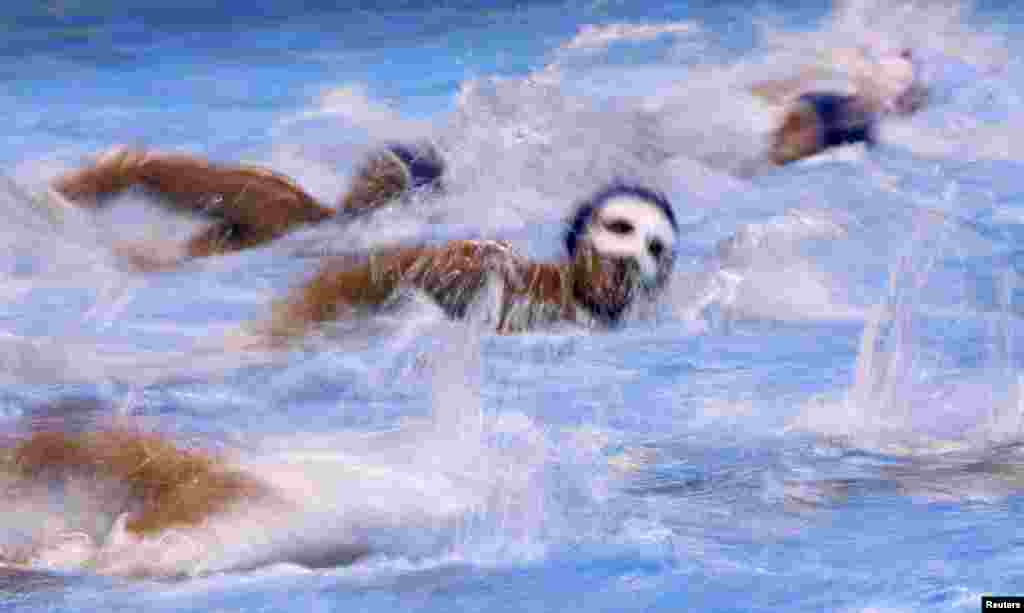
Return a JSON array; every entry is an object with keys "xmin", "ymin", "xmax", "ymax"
[
  {"xmin": 562, "ymin": 22, "xmax": 699, "ymax": 52},
  {"xmin": 274, "ymin": 83, "xmax": 435, "ymax": 145}
]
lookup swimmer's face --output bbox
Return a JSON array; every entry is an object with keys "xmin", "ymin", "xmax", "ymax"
[
  {"xmin": 583, "ymin": 195, "xmax": 678, "ymax": 291},
  {"xmin": 571, "ymin": 194, "xmax": 678, "ymax": 321},
  {"xmin": 770, "ymin": 104, "xmax": 821, "ymax": 165}
]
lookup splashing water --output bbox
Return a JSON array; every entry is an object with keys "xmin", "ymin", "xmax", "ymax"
[{"xmin": 2, "ymin": 0, "xmax": 1024, "ymax": 611}]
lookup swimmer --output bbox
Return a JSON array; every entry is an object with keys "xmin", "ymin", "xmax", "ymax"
[
  {"xmin": 257, "ymin": 183, "xmax": 679, "ymax": 341},
  {"xmin": 751, "ymin": 47, "xmax": 929, "ymax": 165},
  {"xmin": 49, "ymin": 142, "xmax": 446, "ymax": 270},
  {"xmin": 0, "ymin": 404, "xmax": 369, "ymax": 575},
  {"xmin": 767, "ymin": 92, "xmax": 880, "ymax": 166},
  {"xmin": 0, "ymin": 420, "xmax": 268, "ymax": 572}
]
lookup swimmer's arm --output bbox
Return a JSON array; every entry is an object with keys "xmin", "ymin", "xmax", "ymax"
[
  {"xmin": 184, "ymin": 220, "xmax": 298, "ymax": 259},
  {"xmin": 56, "ymin": 149, "xmax": 335, "ymax": 268},
  {"xmin": 185, "ymin": 222, "xmax": 250, "ymax": 260},
  {"xmin": 494, "ymin": 261, "xmax": 572, "ymax": 334},
  {"xmin": 111, "ymin": 240, "xmax": 189, "ymax": 272},
  {"xmin": 54, "ymin": 148, "xmax": 333, "ymax": 227},
  {"xmin": 52, "ymin": 148, "xmax": 152, "ymax": 207},
  {"xmin": 261, "ymin": 247, "xmax": 436, "ymax": 340},
  {"xmin": 749, "ymin": 67, "xmax": 833, "ymax": 104},
  {"xmin": 106, "ymin": 222, "xmax": 258, "ymax": 272},
  {"xmin": 259, "ymin": 241, "xmax": 511, "ymax": 341},
  {"xmin": 106, "ymin": 217, "xmax": 305, "ymax": 273},
  {"xmin": 54, "ymin": 148, "xmax": 244, "ymax": 210}
]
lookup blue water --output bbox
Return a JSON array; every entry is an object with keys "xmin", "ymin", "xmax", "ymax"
[{"xmin": 1, "ymin": 0, "xmax": 1024, "ymax": 611}]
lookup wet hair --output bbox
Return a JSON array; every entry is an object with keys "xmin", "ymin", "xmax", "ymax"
[
  {"xmin": 563, "ymin": 183, "xmax": 677, "ymax": 258},
  {"xmin": 385, "ymin": 143, "xmax": 446, "ymax": 191}
]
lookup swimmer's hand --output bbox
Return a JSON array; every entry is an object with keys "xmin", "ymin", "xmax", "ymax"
[
  {"xmin": 111, "ymin": 240, "xmax": 187, "ymax": 272},
  {"xmin": 219, "ymin": 309, "xmax": 314, "ymax": 352},
  {"xmin": 219, "ymin": 327, "xmax": 279, "ymax": 352}
]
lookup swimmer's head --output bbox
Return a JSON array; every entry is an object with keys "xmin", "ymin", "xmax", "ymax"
[
  {"xmin": 565, "ymin": 184, "xmax": 678, "ymax": 322},
  {"xmin": 384, "ymin": 143, "xmax": 445, "ymax": 192},
  {"xmin": 339, "ymin": 142, "xmax": 445, "ymax": 215},
  {"xmin": 769, "ymin": 101, "xmax": 823, "ymax": 165}
]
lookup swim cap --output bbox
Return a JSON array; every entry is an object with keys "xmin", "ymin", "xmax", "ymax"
[{"xmin": 385, "ymin": 143, "xmax": 445, "ymax": 190}]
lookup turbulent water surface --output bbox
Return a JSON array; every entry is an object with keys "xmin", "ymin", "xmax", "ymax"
[{"xmin": 1, "ymin": 0, "xmax": 1023, "ymax": 611}]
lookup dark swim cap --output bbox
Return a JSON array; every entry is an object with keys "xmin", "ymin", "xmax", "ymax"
[{"xmin": 385, "ymin": 143, "xmax": 445, "ymax": 190}]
